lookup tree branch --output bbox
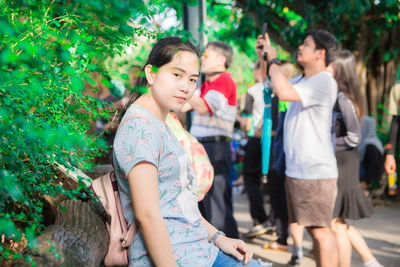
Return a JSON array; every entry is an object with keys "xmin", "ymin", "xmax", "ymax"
[{"xmin": 235, "ymin": 0, "xmax": 297, "ymax": 52}]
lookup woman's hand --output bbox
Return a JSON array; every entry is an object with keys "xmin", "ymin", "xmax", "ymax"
[
  {"xmin": 385, "ymin": 154, "xmax": 397, "ymax": 174},
  {"xmin": 214, "ymin": 235, "xmax": 253, "ymax": 265}
]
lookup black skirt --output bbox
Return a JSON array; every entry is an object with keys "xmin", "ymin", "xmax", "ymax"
[{"xmin": 333, "ymin": 148, "xmax": 373, "ymax": 220}]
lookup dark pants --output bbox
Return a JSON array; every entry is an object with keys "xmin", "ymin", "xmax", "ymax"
[
  {"xmin": 268, "ymin": 171, "xmax": 289, "ymax": 245},
  {"xmin": 360, "ymin": 145, "xmax": 384, "ymax": 185},
  {"xmin": 199, "ymin": 141, "xmax": 239, "ymax": 238},
  {"xmin": 243, "ymin": 137, "xmax": 269, "ymax": 225}
]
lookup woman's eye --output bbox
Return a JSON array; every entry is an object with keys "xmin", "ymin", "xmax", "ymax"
[
  {"xmin": 190, "ymin": 78, "xmax": 198, "ymax": 84},
  {"xmin": 173, "ymin": 73, "xmax": 181, "ymax": 78}
]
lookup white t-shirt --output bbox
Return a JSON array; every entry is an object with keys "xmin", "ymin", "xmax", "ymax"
[{"xmin": 284, "ymin": 71, "xmax": 338, "ymax": 180}]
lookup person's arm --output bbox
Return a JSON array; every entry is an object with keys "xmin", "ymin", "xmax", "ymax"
[
  {"xmin": 255, "ymin": 120, "xmax": 263, "ymax": 138},
  {"xmin": 385, "ymin": 115, "xmax": 400, "ymax": 174},
  {"xmin": 240, "ymin": 92, "xmax": 255, "ymax": 133},
  {"xmin": 255, "ymin": 36, "xmax": 267, "ymax": 84},
  {"xmin": 185, "ymin": 95, "xmax": 209, "ymax": 115},
  {"xmin": 259, "ymin": 33, "xmax": 300, "ymax": 102},
  {"xmin": 180, "ymin": 101, "xmax": 193, "ymax": 113},
  {"xmin": 128, "ymin": 162, "xmax": 177, "ymax": 267},
  {"xmin": 201, "ymin": 217, "xmax": 253, "ymax": 265},
  {"xmin": 238, "ymin": 115, "xmax": 252, "ymax": 133},
  {"xmin": 335, "ymin": 94, "xmax": 361, "ymax": 151},
  {"xmin": 268, "ymin": 65, "xmax": 301, "ymax": 102},
  {"xmin": 243, "ymin": 117, "xmax": 252, "ymax": 133}
]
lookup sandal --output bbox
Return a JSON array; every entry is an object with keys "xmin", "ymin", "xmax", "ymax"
[{"xmin": 262, "ymin": 241, "xmax": 289, "ymax": 252}]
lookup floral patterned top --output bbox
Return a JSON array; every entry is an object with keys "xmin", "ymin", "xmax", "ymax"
[{"xmin": 113, "ymin": 105, "xmax": 218, "ymax": 266}]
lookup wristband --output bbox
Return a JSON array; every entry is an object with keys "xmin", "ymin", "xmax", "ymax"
[
  {"xmin": 210, "ymin": 231, "xmax": 225, "ymax": 244},
  {"xmin": 267, "ymin": 58, "xmax": 281, "ymax": 76}
]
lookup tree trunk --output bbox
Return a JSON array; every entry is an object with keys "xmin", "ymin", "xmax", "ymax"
[
  {"xmin": 365, "ymin": 28, "xmax": 399, "ymax": 120},
  {"xmin": 14, "ymin": 199, "xmax": 109, "ymax": 267}
]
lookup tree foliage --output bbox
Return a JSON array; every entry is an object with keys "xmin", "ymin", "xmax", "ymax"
[
  {"xmin": 0, "ymin": 0, "xmax": 155, "ymax": 263},
  {"xmin": 208, "ymin": 0, "xmax": 400, "ymax": 115}
]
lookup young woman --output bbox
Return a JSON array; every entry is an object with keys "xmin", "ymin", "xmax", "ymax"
[
  {"xmin": 329, "ymin": 50, "xmax": 382, "ymax": 267},
  {"xmin": 113, "ymin": 37, "xmax": 269, "ymax": 267}
]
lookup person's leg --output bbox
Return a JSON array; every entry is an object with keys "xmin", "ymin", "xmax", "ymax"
[
  {"xmin": 286, "ymin": 222, "xmax": 305, "ymax": 266},
  {"xmin": 308, "ymin": 226, "xmax": 339, "ymax": 267},
  {"xmin": 290, "ymin": 222, "xmax": 304, "ymax": 256},
  {"xmin": 285, "ymin": 178, "xmax": 304, "ymax": 266},
  {"xmin": 243, "ymin": 138, "xmax": 270, "ymax": 238},
  {"xmin": 331, "ymin": 218, "xmax": 351, "ymax": 267},
  {"xmin": 347, "ymin": 225, "xmax": 382, "ymax": 266},
  {"xmin": 268, "ymin": 172, "xmax": 289, "ymax": 245},
  {"xmin": 244, "ymin": 173, "xmax": 268, "ymax": 225},
  {"xmin": 199, "ymin": 142, "xmax": 238, "ymax": 238},
  {"xmin": 309, "ymin": 232, "xmax": 321, "ymax": 266},
  {"xmin": 362, "ymin": 145, "xmax": 384, "ymax": 190},
  {"xmin": 221, "ymin": 141, "xmax": 239, "ymax": 238}
]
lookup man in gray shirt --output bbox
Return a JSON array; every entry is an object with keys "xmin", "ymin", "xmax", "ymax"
[{"xmin": 257, "ymin": 30, "xmax": 340, "ymax": 267}]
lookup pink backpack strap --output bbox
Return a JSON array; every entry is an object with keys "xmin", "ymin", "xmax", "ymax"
[{"xmin": 121, "ymin": 221, "xmax": 139, "ymax": 248}]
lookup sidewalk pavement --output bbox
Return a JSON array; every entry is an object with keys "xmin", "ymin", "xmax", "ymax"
[{"xmin": 232, "ymin": 186, "xmax": 400, "ymax": 267}]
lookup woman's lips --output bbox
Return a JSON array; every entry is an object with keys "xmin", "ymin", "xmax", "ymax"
[{"xmin": 175, "ymin": 96, "xmax": 186, "ymax": 102}]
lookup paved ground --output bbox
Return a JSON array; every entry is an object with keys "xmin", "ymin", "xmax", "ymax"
[{"xmin": 232, "ymin": 186, "xmax": 400, "ymax": 267}]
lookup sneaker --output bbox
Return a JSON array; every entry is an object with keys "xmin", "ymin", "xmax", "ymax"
[
  {"xmin": 287, "ymin": 256, "xmax": 302, "ymax": 267},
  {"xmin": 364, "ymin": 258, "xmax": 383, "ymax": 267},
  {"xmin": 243, "ymin": 221, "xmax": 273, "ymax": 238}
]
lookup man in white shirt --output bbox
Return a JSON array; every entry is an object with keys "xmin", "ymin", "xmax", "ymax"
[{"xmin": 257, "ymin": 29, "xmax": 340, "ymax": 267}]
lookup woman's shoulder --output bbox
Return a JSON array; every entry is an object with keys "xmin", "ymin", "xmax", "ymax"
[
  {"xmin": 121, "ymin": 105, "xmax": 162, "ymax": 129},
  {"xmin": 337, "ymin": 92, "xmax": 353, "ymax": 108}
]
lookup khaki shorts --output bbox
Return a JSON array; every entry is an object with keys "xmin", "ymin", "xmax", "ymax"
[{"xmin": 285, "ymin": 176, "xmax": 338, "ymax": 227}]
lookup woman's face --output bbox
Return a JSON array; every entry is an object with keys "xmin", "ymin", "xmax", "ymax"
[{"xmin": 146, "ymin": 51, "xmax": 199, "ymax": 112}]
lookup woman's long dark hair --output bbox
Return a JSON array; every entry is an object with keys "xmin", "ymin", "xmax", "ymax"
[
  {"xmin": 332, "ymin": 49, "xmax": 363, "ymax": 120},
  {"xmin": 121, "ymin": 37, "xmax": 199, "ymax": 117}
]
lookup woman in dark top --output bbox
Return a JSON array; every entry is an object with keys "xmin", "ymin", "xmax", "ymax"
[{"xmin": 329, "ymin": 50, "xmax": 382, "ymax": 267}]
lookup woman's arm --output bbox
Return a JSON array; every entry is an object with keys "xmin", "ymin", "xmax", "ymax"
[
  {"xmin": 336, "ymin": 93, "xmax": 361, "ymax": 151},
  {"xmin": 201, "ymin": 217, "xmax": 253, "ymax": 265},
  {"xmin": 187, "ymin": 95, "xmax": 209, "ymax": 115},
  {"xmin": 128, "ymin": 162, "xmax": 177, "ymax": 267}
]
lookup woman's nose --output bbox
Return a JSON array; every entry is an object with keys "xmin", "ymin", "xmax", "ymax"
[{"xmin": 180, "ymin": 80, "xmax": 191, "ymax": 93}]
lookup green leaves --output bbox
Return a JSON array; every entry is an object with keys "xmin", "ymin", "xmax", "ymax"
[
  {"xmin": 0, "ymin": 217, "xmax": 22, "ymax": 241},
  {"xmin": 0, "ymin": 171, "xmax": 23, "ymax": 201},
  {"xmin": 70, "ymin": 76, "xmax": 85, "ymax": 92},
  {"xmin": 1, "ymin": 0, "xmax": 152, "ymax": 263}
]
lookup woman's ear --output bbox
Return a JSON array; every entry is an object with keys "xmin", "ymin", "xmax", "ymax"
[{"xmin": 144, "ymin": 64, "xmax": 155, "ymax": 85}]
